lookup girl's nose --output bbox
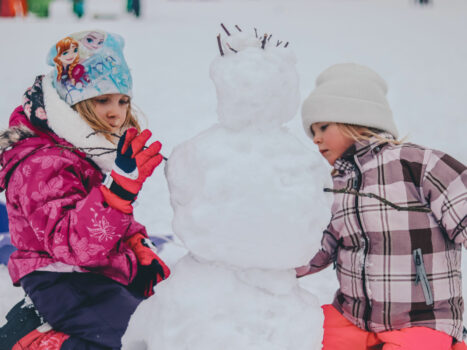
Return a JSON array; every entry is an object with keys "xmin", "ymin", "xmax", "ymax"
[
  {"xmin": 106, "ymin": 103, "xmax": 119, "ymax": 118},
  {"xmin": 313, "ymin": 134, "xmax": 321, "ymax": 145}
]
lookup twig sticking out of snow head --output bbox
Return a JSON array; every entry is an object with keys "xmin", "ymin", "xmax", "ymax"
[
  {"xmin": 261, "ymin": 33, "xmax": 268, "ymax": 49},
  {"xmin": 220, "ymin": 23, "xmax": 231, "ymax": 36},
  {"xmin": 217, "ymin": 34, "xmax": 224, "ymax": 56},
  {"xmin": 226, "ymin": 43, "xmax": 238, "ymax": 53}
]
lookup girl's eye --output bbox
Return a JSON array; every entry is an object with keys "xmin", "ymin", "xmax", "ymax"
[
  {"xmin": 95, "ymin": 98, "xmax": 108, "ymax": 104},
  {"xmin": 120, "ymin": 99, "xmax": 130, "ymax": 105},
  {"xmin": 87, "ymin": 38, "xmax": 93, "ymax": 43},
  {"xmin": 74, "ymin": 48, "xmax": 78, "ymax": 53},
  {"xmin": 62, "ymin": 51, "xmax": 68, "ymax": 56},
  {"xmin": 98, "ymin": 40, "xmax": 104, "ymax": 45},
  {"xmin": 320, "ymin": 124, "xmax": 329, "ymax": 132}
]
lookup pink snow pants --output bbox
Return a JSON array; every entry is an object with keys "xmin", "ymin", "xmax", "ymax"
[{"xmin": 321, "ymin": 304, "xmax": 466, "ymax": 350}]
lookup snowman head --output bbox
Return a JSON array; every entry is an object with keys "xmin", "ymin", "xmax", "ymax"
[{"xmin": 210, "ymin": 25, "xmax": 300, "ymax": 132}]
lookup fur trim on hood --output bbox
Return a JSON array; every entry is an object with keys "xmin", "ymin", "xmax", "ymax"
[
  {"xmin": 0, "ymin": 125, "xmax": 35, "ymax": 151},
  {"xmin": 7, "ymin": 74, "xmax": 117, "ymax": 173},
  {"xmin": 42, "ymin": 72, "xmax": 116, "ymax": 173}
]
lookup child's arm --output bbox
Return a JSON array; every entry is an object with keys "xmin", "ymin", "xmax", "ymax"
[
  {"xmin": 10, "ymin": 152, "xmax": 143, "ymax": 267},
  {"xmin": 421, "ymin": 150, "xmax": 467, "ymax": 248},
  {"xmin": 296, "ymin": 229, "xmax": 339, "ymax": 278}
]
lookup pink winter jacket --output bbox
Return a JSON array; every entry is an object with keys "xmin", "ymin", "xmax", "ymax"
[{"xmin": 0, "ymin": 107, "xmax": 146, "ymax": 286}]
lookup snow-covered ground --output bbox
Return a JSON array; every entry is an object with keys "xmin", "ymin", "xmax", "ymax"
[{"xmin": 0, "ymin": 0, "xmax": 466, "ymax": 348}]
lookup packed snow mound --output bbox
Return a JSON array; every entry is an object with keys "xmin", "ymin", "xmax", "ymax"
[
  {"xmin": 123, "ymin": 254, "xmax": 323, "ymax": 350},
  {"xmin": 166, "ymin": 26, "xmax": 330, "ymax": 269},
  {"xmin": 146, "ymin": 25, "xmax": 329, "ymax": 350},
  {"xmin": 166, "ymin": 125, "xmax": 330, "ymax": 269},
  {"xmin": 211, "ymin": 27, "xmax": 299, "ymax": 131}
]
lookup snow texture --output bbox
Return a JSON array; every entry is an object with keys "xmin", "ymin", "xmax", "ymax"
[
  {"xmin": 167, "ymin": 126, "xmax": 329, "ymax": 269},
  {"xmin": 125, "ymin": 26, "xmax": 327, "ymax": 349},
  {"xmin": 212, "ymin": 31, "xmax": 299, "ymax": 131},
  {"xmin": 165, "ymin": 27, "xmax": 329, "ymax": 270},
  {"xmin": 125, "ymin": 254, "xmax": 322, "ymax": 350}
]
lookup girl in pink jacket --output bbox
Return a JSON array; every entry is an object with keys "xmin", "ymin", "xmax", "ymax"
[
  {"xmin": 0, "ymin": 30, "xmax": 170, "ymax": 350},
  {"xmin": 296, "ymin": 63, "xmax": 467, "ymax": 350}
]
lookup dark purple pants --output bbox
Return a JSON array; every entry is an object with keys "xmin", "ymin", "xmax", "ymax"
[{"xmin": 21, "ymin": 271, "xmax": 143, "ymax": 350}]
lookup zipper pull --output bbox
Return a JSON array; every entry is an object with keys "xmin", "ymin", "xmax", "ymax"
[
  {"xmin": 414, "ymin": 251, "xmax": 421, "ymax": 285},
  {"xmin": 414, "ymin": 271, "xmax": 420, "ymax": 284},
  {"xmin": 352, "ymin": 177, "xmax": 359, "ymax": 189},
  {"xmin": 412, "ymin": 248, "xmax": 434, "ymax": 306}
]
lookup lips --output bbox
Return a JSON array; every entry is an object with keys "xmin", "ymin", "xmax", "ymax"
[{"xmin": 319, "ymin": 149, "xmax": 328, "ymax": 155}]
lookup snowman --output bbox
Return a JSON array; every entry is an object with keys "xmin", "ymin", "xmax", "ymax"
[{"xmin": 124, "ymin": 25, "xmax": 330, "ymax": 350}]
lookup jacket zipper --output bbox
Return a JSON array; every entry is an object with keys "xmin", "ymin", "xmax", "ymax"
[
  {"xmin": 352, "ymin": 158, "xmax": 372, "ymax": 331},
  {"xmin": 413, "ymin": 248, "xmax": 434, "ymax": 306}
]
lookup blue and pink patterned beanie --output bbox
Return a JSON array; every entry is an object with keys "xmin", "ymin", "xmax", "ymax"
[{"xmin": 46, "ymin": 30, "xmax": 132, "ymax": 106}]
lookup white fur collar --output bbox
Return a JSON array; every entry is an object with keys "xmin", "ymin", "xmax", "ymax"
[{"xmin": 42, "ymin": 72, "xmax": 115, "ymax": 173}]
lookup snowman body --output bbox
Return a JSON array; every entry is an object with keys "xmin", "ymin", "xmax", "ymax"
[{"xmin": 125, "ymin": 30, "xmax": 329, "ymax": 350}]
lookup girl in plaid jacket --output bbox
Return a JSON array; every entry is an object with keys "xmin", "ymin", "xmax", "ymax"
[{"xmin": 296, "ymin": 63, "xmax": 467, "ymax": 350}]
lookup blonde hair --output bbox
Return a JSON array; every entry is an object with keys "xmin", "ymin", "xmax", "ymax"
[
  {"xmin": 72, "ymin": 99, "xmax": 141, "ymax": 143},
  {"xmin": 336, "ymin": 123, "xmax": 403, "ymax": 145}
]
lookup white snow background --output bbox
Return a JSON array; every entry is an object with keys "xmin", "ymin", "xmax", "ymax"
[{"xmin": 0, "ymin": 0, "xmax": 466, "ymax": 348}]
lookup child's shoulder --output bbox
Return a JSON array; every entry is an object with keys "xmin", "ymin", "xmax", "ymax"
[
  {"xmin": 384, "ymin": 141, "xmax": 439, "ymax": 161},
  {"xmin": 1, "ymin": 127, "xmax": 84, "ymax": 174},
  {"xmin": 384, "ymin": 142, "xmax": 464, "ymax": 174}
]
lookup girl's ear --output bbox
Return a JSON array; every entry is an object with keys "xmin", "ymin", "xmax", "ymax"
[{"xmin": 309, "ymin": 124, "xmax": 315, "ymax": 137}]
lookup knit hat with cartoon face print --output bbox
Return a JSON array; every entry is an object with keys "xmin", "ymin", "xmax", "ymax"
[{"xmin": 46, "ymin": 30, "xmax": 132, "ymax": 106}]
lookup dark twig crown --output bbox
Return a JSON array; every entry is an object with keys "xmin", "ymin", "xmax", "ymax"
[{"xmin": 217, "ymin": 23, "xmax": 290, "ymax": 56}]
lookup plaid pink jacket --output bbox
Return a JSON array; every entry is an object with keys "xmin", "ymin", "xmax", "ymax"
[{"xmin": 305, "ymin": 135, "xmax": 467, "ymax": 340}]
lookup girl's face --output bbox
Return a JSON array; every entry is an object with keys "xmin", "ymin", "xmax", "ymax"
[
  {"xmin": 58, "ymin": 44, "xmax": 78, "ymax": 66},
  {"xmin": 310, "ymin": 122, "xmax": 356, "ymax": 166},
  {"xmin": 92, "ymin": 94, "xmax": 130, "ymax": 133}
]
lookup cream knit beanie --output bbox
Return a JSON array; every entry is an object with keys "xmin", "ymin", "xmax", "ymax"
[{"xmin": 301, "ymin": 63, "xmax": 399, "ymax": 139}]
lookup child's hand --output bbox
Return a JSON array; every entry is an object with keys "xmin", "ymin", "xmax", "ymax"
[
  {"xmin": 295, "ymin": 265, "xmax": 311, "ymax": 278},
  {"xmin": 126, "ymin": 233, "xmax": 171, "ymax": 298},
  {"xmin": 101, "ymin": 128, "xmax": 163, "ymax": 213},
  {"xmin": 113, "ymin": 128, "xmax": 163, "ymax": 194}
]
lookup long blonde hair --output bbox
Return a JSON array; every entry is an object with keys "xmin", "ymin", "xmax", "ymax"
[
  {"xmin": 336, "ymin": 123, "xmax": 403, "ymax": 145},
  {"xmin": 72, "ymin": 99, "xmax": 141, "ymax": 143}
]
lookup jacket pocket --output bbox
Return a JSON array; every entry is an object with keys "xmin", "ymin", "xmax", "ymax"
[{"xmin": 413, "ymin": 248, "xmax": 434, "ymax": 306}]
